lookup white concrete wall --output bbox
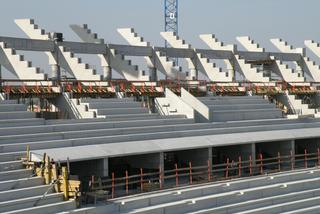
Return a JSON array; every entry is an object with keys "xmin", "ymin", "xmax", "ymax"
[
  {"xmin": 180, "ymin": 88, "xmax": 211, "ymax": 122},
  {"xmin": 155, "ymin": 88, "xmax": 194, "ymax": 119}
]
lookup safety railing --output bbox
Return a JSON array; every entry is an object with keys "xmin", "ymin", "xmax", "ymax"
[{"xmin": 86, "ymin": 148, "xmax": 320, "ymax": 202}]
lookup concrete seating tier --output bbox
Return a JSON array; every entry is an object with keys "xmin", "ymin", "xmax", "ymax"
[
  {"xmin": 199, "ymin": 96, "xmax": 282, "ymax": 122},
  {"xmin": 60, "ymin": 169, "xmax": 320, "ymax": 214},
  {"xmin": 0, "ymin": 99, "xmax": 77, "ymax": 213},
  {"xmin": 3, "ymin": 118, "xmax": 320, "ymax": 154}
]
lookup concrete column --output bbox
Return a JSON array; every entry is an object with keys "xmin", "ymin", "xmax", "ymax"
[
  {"xmin": 251, "ymin": 143, "xmax": 256, "ymax": 166},
  {"xmin": 149, "ymin": 67, "xmax": 157, "ymax": 81},
  {"xmin": 290, "ymin": 140, "xmax": 295, "ymax": 163},
  {"xmin": 103, "ymin": 66, "xmax": 112, "ymax": 80},
  {"xmin": 208, "ymin": 147, "xmax": 213, "ymax": 168},
  {"xmin": 102, "ymin": 158, "xmax": 109, "ymax": 177},
  {"xmin": 159, "ymin": 152, "xmax": 164, "ymax": 185}
]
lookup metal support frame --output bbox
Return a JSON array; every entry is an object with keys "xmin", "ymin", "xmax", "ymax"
[{"xmin": 164, "ymin": 0, "xmax": 179, "ymax": 65}]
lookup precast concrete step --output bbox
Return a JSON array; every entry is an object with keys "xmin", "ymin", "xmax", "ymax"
[
  {"xmin": 97, "ymin": 107, "xmax": 149, "ymax": 115},
  {"xmin": 0, "ymin": 177, "xmax": 43, "ymax": 191},
  {"xmin": 81, "ymin": 98, "xmax": 134, "ymax": 103},
  {"xmin": 88, "ymin": 101, "xmax": 141, "ymax": 109},
  {"xmin": 4, "ymin": 199, "xmax": 77, "ymax": 214},
  {"xmin": 0, "ymin": 192, "xmax": 64, "ymax": 213},
  {"xmin": 198, "ymin": 96, "xmax": 263, "ymax": 101},
  {"xmin": 0, "ymin": 184, "xmax": 53, "ymax": 202},
  {"xmin": 118, "ymin": 177, "xmax": 320, "ymax": 214},
  {"xmin": 0, "ymin": 152, "xmax": 25, "ymax": 162},
  {"xmin": 0, "ymin": 160, "xmax": 23, "ymax": 171},
  {"xmin": 209, "ymin": 103, "xmax": 276, "ymax": 111},
  {"xmin": 0, "ymin": 122, "xmax": 206, "ymax": 144},
  {"xmin": 5, "ymin": 121, "xmax": 320, "ymax": 153},
  {"xmin": 186, "ymin": 188, "xmax": 320, "ymax": 214},
  {"xmin": 0, "ymin": 100, "xmax": 17, "ymax": 104},
  {"xmin": 0, "ymin": 118, "xmax": 44, "ymax": 128},
  {"xmin": 5, "ymin": 118, "xmax": 320, "ymax": 146},
  {"xmin": 0, "ymin": 111, "xmax": 35, "ymax": 120},
  {"xmin": 0, "ymin": 169, "xmax": 32, "ymax": 181},
  {"xmin": 212, "ymin": 109, "xmax": 282, "ymax": 122},
  {"xmin": 0, "ymin": 104, "xmax": 27, "ymax": 112},
  {"xmin": 111, "ymin": 169, "xmax": 320, "ymax": 212},
  {"xmin": 235, "ymin": 195, "xmax": 320, "ymax": 214},
  {"xmin": 45, "ymin": 115, "xmax": 186, "ymax": 125},
  {"xmin": 200, "ymin": 99, "xmax": 269, "ymax": 105},
  {"xmin": 0, "ymin": 118, "xmax": 193, "ymax": 136}
]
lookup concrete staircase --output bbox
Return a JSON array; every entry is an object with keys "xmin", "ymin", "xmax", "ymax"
[
  {"xmin": 272, "ymin": 59, "xmax": 304, "ymax": 82},
  {"xmin": 277, "ymin": 93, "xmax": 315, "ymax": 116},
  {"xmin": 270, "ymin": 38, "xmax": 305, "ymax": 55},
  {"xmin": 236, "ymin": 36, "xmax": 265, "ymax": 52},
  {"xmin": 70, "ymin": 24, "xmax": 150, "ymax": 81},
  {"xmin": 270, "ymin": 38, "xmax": 305, "ymax": 82},
  {"xmin": 196, "ymin": 53, "xmax": 232, "ymax": 82},
  {"xmin": 0, "ymin": 42, "xmax": 46, "ymax": 80},
  {"xmin": 198, "ymin": 96, "xmax": 282, "ymax": 122},
  {"xmin": 118, "ymin": 28, "xmax": 186, "ymax": 80},
  {"xmin": 236, "ymin": 36, "xmax": 305, "ymax": 82},
  {"xmin": 58, "ymin": 46, "xmax": 101, "ymax": 81},
  {"xmin": 233, "ymin": 54, "xmax": 269, "ymax": 82},
  {"xmin": 199, "ymin": 34, "xmax": 236, "ymax": 51},
  {"xmin": 62, "ymin": 168, "xmax": 320, "ymax": 214},
  {"xmin": 160, "ymin": 31, "xmax": 231, "ymax": 82},
  {"xmin": 300, "ymin": 56, "xmax": 320, "ymax": 82},
  {"xmin": 14, "ymin": 19, "xmax": 102, "ymax": 83}
]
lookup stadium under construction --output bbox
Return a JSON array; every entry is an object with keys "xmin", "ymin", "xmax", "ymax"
[{"xmin": 1, "ymin": 19, "xmax": 320, "ymax": 213}]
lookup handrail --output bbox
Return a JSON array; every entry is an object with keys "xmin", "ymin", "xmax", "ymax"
[{"xmin": 63, "ymin": 92, "xmax": 82, "ymax": 119}]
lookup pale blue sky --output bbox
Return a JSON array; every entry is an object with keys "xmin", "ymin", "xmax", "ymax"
[{"xmin": 0, "ymin": 0, "xmax": 319, "ymax": 78}]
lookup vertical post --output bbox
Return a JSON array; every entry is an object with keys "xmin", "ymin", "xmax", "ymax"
[
  {"xmin": 26, "ymin": 145, "xmax": 30, "ymax": 163},
  {"xmin": 159, "ymin": 152, "xmax": 165, "ymax": 187},
  {"xmin": 290, "ymin": 150, "xmax": 294, "ymax": 170},
  {"xmin": 51, "ymin": 163, "xmax": 59, "ymax": 192},
  {"xmin": 238, "ymin": 156, "xmax": 242, "ymax": 177},
  {"xmin": 159, "ymin": 165, "xmax": 163, "ymax": 189},
  {"xmin": 44, "ymin": 154, "xmax": 51, "ymax": 184},
  {"xmin": 189, "ymin": 162, "xmax": 192, "ymax": 185},
  {"xmin": 278, "ymin": 152, "xmax": 281, "ymax": 172},
  {"xmin": 175, "ymin": 163, "xmax": 179, "ymax": 187},
  {"xmin": 111, "ymin": 172, "xmax": 115, "ymax": 199},
  {"xmin": 125, "ymin": 170, "xmax": 129, "ymax": 195},
  {"xmin": 62, "ymin": 167, "xmax": 69, "ymax": 200},
  {"xmin": 304, "ymin": 149, "xmax": 308, "ymax": 169},
  {"xmin": 317, "ymin": 148, "xmax": 320, "ymax": 167},
  {"xmin": 225, "ymin": 158, "xmax": 229, "ymax": 179},
  {"xmin": 249, "ymin": 155, "xmax": 252, "ymax": 176},
  {"xmin": 207, "ymin": 159, "xmax": 211, "ymax": 182},
  {"xmin": 259, "ymin": 153, "xmax": 263, "ymax": 175},
  {"xmin": 140, "ymin": 168, "xmax": 143, "ymax": 192}
]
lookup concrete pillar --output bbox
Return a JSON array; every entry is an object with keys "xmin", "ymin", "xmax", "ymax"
[
  {"xmin": 251, "ymin": 143, "xmax": 256, "ymax": 166},
  {"xmin": 149, "ymin": 67, "xmax": 157, "ymax": 81},
  {"xmin": 101, "ymin": 158, "xmax": 109, "ymax": 177},
  {"xmin": 159, "ymin": 152, "xmax": 164, "ymax": 185},
  {"xmin": 103, "ymin": 66, "xmax": 112, "ymax": 80},
  {"xmin": 208, "ymin": 147, "xmax": 213, "ymax": 168}
]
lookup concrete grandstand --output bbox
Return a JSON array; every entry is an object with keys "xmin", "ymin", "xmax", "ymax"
[{"xmin": 1, "ymin": 18, "xmax": 320, "ymax": 213}]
